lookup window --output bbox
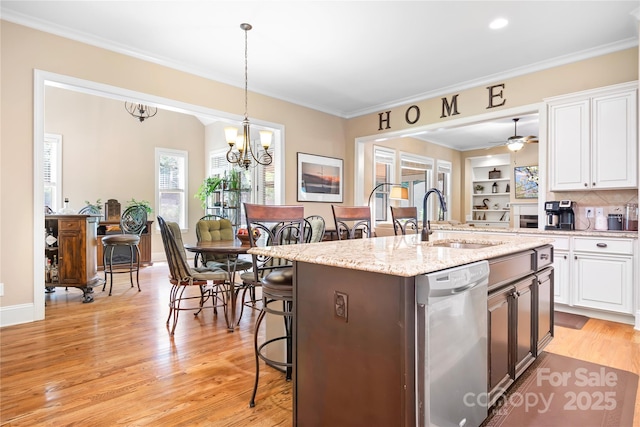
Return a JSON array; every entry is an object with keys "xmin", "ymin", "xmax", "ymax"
[
  {"xmin": 400, "ymin": 153, "xmax": 433, "ymax": 220},
  {"xmin": 208, "ymin": 142, "xmax": 275, "ymax": 226},
  {"xmin": 44, "ymin": 134, "xmax": 62, "ymax": 212},
  {"xmin": 372, "ymin": 147, "xmax": 396, "ymax": 222},
  {"xmin": 156, "ymin": 148, "xmax": 188, "ymax": 229}
]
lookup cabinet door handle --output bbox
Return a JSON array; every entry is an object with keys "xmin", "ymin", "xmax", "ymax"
[
  {"xmin": 596, "ymin": 243, "xmax": 607, "ymax": 248},
  {"xmin": 563, "ymin": 255, "xmax": 567, "ymax": 259},
  {"xmin": 592, "ymin": 182, "xmax": 596, "ymax": 187},
  {"xmin": 540, "ymin": 253, "xmax": 549, "ymax": 260},
  {"xmin": 574, "ymin": 255, "xmax": 578, "ymax": 260},
  {"xmin": 584, "ymin": 183, "xmax": 588, "ymax": 187}
]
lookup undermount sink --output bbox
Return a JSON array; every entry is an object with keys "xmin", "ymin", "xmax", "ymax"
[{"xmin": 430, "ymin": 240, "xmax": 497, "ymax": 249}]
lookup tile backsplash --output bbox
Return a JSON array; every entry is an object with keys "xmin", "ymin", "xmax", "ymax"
[{"xmin": 548, "ymin": 189, "xmax": 638, "ymax": 231}]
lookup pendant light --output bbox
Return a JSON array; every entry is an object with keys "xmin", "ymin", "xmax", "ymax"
[{"xmin": 225, "ymin": 23, "xmax": 273, "ymax": 169}]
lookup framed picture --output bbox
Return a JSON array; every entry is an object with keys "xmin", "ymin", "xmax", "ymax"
[
  {"xmin": 514, "ymin": 166, "xmax": 539, "ymax": 199},
  {"xmin": 297, "ymin": 153, "xmax": 343, "ymax": 202}
]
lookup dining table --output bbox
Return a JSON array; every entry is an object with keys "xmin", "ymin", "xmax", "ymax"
[{"xmin": 184, "ymin": 239, "xmax": 251, "ymax": 332}]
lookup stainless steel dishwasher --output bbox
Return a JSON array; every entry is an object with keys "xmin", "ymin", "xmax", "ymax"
[{"xmin": 416, "ymin": 260, "xmax": 490, "ymax": 427}]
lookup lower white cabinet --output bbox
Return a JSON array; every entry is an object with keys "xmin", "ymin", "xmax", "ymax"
[
  {"xmin": 553, "ymin": 250, "xmax": 570, "ymax": 305},
  {"xmin": 531, "ymin": 234, "xmax": 636, "ymax": 319},
  {"xmin": 573, "ymin": 237, "xmax": 634, "ymax": 314}
]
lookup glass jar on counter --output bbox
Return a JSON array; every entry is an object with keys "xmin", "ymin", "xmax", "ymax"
[{"xmin": 624, "ymin": 203, "xmax": 638, "ymax": 231}]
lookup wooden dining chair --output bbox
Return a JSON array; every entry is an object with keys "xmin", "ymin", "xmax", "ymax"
[
  {"xmin": 390, "ymin": 206, "xmax": 419, "ymax": 235},
  {"xmin": 242, "ymin": 203, "xmax": 306, "ymax": 408},
  {"xmin": 331, "ymin": 205, "xmax": 371, "ymax": 240}
]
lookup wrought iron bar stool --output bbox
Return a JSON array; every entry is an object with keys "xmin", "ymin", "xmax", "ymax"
[
  {"xmin": 101, "ymin": 205, "xmax": 146, "ymax": 295},
  {"xmin": 244, "ymin": 203, "xmax": 305, "ymax": 407}
]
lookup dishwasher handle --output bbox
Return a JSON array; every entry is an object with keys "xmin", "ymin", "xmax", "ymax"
[{"xmin": 428, "ymin": 279, "xmax": 487, "ymax": 298}]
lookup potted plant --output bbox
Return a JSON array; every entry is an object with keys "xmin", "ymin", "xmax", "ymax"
[
  {"xmin": 125, "ymin": 198, "xmax": 153, "ymax": 214},
  {"xmin": 82, "ymin": 199, "xmax": 103, "ymax": 214},
  {"xmin": 474, "ymin": 184, "xmax": 484, "ymax": 194},
  {"xmin": 195, "ymin": 176, "xmax": 224, "ymax": 209},
  {"xmin": 227, "ymin": 169, "xmax": 241, "ymax": 190}
]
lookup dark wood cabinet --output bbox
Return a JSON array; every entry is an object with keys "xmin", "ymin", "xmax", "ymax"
[
  {"xmin": 45, "ymin": 215, "xmax": 102, "ymax": 302},
  {"xmin": 513, "ymin": 276, "xmax": 535, "ymax": 378},
  {"xmin": 487, "ymin": 245, "xmax": 553, "ymax": 406},
  {"xmin": 535, "ymin": 267, "xmax": 554, "ymax": 355},
  {"xmin": 488, "ymin": 285, "xmax": 512, "ymax": 399},
  {"xmin": 96, "ymin": 220, "xmax": 153, "ymax": 269}
]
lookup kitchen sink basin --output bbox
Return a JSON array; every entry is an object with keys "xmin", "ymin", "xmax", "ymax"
[{"xmin": 430, "ymin": 241, "xmax": 497, "ymax": 249}]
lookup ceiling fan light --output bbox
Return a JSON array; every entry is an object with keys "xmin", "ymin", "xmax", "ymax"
[{"xmin": 508, "ymin": 141, "xmax": 524, "ymax": 152}]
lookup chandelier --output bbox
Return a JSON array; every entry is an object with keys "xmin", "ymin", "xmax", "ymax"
[
  {"xmin": 225, "ymin": 23, "xmax": 273, "ymax": 169},
  {"xmin": 125, "ymin": 102, "xmax": 157, "ymax": 122}
]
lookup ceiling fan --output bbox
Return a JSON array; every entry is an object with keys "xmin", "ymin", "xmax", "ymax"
[
  {"xmin": 486, "ymin": 117, "xmax": 538, "ymax": 151},
  {"xmin": 504, "ymin": 118, "xmax": 538, "ymax": 152}
]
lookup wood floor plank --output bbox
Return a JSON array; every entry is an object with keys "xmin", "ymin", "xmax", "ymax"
[
  {"xmin": 1, "ymin": 263, "xmax": 638, "ymax": 426},
  {"xmin": 1, "ymin": 263, "xmax": 291, "ymax": 426}
]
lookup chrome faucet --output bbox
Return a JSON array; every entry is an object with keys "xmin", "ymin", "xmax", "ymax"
[{"xmin": 421, "ymin": 188, "xmax": 447, "ymax": 241}]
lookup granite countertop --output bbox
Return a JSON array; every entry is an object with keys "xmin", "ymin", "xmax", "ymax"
[
  {"xmin": 430, "ymin": 224, "xmax": 639, "ymax": 239},
  {"xmin": 248, "ymin": 232, "xmax": 553, "ymax": 277}
]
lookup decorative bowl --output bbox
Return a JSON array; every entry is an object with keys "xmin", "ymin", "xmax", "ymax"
[{"xmin": 236, "ymin": 233, "xmax": 251, "ymax": 245}]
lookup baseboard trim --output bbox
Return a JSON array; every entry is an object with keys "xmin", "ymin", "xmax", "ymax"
[
  {"xmin": 0, "ymin": 303, "xmax": 40, "ymax": 328},
  {"xmin": 555, "ymin": 304, "xmax": 635, "ymax": 327}
]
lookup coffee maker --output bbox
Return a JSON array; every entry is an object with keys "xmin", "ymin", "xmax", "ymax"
[{"xmin": 545, "ymin": 200, "xmax": 575, "ymax": 230}]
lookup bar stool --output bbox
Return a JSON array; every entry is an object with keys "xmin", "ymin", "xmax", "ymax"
[
  {"xmin": 101, "ymin": 205, "xmax": 147, "ymax": 295},
  {"xmin": 390, "ymin": 206, "xmax": 419, "ymax": 235},
  {"xmin": 244, "ymin": 203, "xmax": 305, "ymax": 407}
]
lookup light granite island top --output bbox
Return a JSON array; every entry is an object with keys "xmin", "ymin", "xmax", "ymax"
[{"xmin": 248, "ymin": 231, "xmax": 553, "ymax": 277}]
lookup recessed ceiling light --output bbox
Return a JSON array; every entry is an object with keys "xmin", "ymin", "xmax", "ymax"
[{"xmin": 489, "ymin": 18, "xmax": 508, "ymax": 30}]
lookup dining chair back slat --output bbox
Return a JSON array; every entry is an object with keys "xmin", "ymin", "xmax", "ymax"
[
  {"xmin": 390, "ymin": 206, "xmax": 419, "ymax": 235},
  {"xmin": 331, "ymin": 205, "xmax": 371, "ymax": 240}
]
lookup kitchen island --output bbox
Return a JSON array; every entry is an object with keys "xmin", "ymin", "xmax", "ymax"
[{"xmin": 249, "ymin": 232, "xmax": 554, "ymax": 426}]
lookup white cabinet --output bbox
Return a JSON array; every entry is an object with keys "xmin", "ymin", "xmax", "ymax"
[
  {"xmin": 524, "ymin": 233, "xmax": 636, "ymax": 322},
  {"xmin": 469, "ymin": 154, "xmax": 511, "ymax": 228},
  {"xmin": 573, "ymin": 237, "xmax": 634, "ymax": 315},
  {"xmin": 547, "ymin": 82, "xmax": 637, "ymax": 191}
]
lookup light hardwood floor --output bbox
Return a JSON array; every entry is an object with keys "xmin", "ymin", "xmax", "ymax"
[{"xmin": 1, "ymin": 263, "xmax": 639, "ymax": 426}]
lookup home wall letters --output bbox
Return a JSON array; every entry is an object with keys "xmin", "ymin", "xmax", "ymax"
[{"xmin": 377, "ymin": 83, "xmax": 507, "ymax": 131}]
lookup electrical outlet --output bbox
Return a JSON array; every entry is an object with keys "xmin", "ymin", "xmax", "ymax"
[
  {"xmin": 585, "ymin": 207, "xmax": 594, "ymax": 218},
  {"xmin": 595, "ymin": 208, "xmax": 604, "ymax": 217},
  {"xmin": 334, "ymin": 291, "xmax": 348, "ymax": 322}
]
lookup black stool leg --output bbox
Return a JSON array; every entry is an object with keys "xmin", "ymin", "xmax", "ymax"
[
  {"xmin": 108, "ymin": 246, "xmax": 115, "ymax": 296},
  {"xmin": 134, "ymin": 244, "xmax": 141, "ymax": 291},
  {"xmin": 249, "ymin": 308, "xmax": 266, "ymax": 408}
]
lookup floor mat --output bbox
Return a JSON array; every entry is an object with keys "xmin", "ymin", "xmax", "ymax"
[
  {"xmin": 555, "ymin": 311, "xmax": 590, "ymax": 330},
  {"xmin": 482, "ymin": 352, "xmax": 638, "ymax": 427}
]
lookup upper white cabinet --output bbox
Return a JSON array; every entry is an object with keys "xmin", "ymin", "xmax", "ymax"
[{"xmin": 547, "ymin": 82, "xmax": 637, "ymax": 191}]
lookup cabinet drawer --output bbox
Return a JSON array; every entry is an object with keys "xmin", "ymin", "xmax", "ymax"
[
  {"xmin": 488, "ymin": 250, "xmax": 535, "ymax": 291},
  {"xmin": 58, "ymin": 219, "xmax": 81, "ymax": 231},
  {"xmin": 533, "ymin": 245, "xmax": 553, "ymax": 270},
  {"xmin": 573, "ymin": 237, "xmax": 634, "ymax": 255}
]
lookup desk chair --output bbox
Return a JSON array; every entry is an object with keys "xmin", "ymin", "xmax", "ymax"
[
  {"xmin": 390, "ymin": 206, "xmax": 419, "ymax": 235},
  {"xmin": 243, "ymin": 203, "xmax": 305, "ymax": 407},
  {"xmin": 158, "ymin": 216, "xmax": 230, "ymax": 335},
  {"xmin": 331, "ymin": 205, "xmax": 371, "ymax": 240},
  {"xmin": 101, "ymin": 205, "xmax": 146, "ymax": 296}
]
